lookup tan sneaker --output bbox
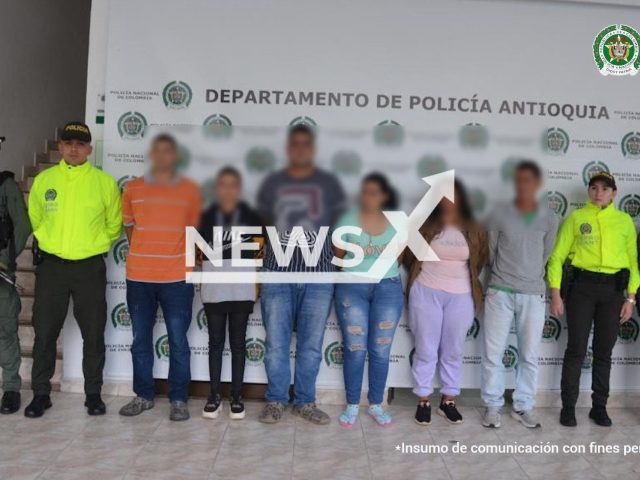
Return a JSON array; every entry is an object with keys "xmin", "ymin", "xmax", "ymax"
[
  {"xmin": 258, "ymin": 402, "xmax": 285, "ymax": 424},
  {"xmin": 292, "ymin": 402, "xmax": 330, "ymax": 425}
]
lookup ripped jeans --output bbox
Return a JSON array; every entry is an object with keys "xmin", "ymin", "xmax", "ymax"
[{"xmin": 335, "ymin": 276, "xmax": 404, "ymax": 404}]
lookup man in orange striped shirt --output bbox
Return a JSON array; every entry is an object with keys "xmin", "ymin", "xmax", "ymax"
[{"xmin": 119, "ymin": 134, "xmax": 201, "ymax": 421}]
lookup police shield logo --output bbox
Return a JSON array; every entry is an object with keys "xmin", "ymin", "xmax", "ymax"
[
  {"xmin": 416, "ymin": 155, "xmax": 448, "ymax": 179},
  {"xmin": 374, "ymin": 120, "xmax": 404, "ymax": 146},
  {"xmin": 331, "ymin": 150, "xmax": 362, "ymax": 176},
  {"xmin": 324, "ymin": 341, "xmax": 344, "ymax": 369},
  {"xmin": 547, "ymin": 128, "xmax": 569, "ymax": 156},
  {"xmin": 618, "ymin": 318, "xmax": 640, "ymax": 344},
  {"xmin": 459, "ymin": 123, "xmax": 488, "ymax": 149},
  {"xmin": 582, "ymin": 161, "xmax": 610, "ymax": 185},
  {"xmin": 593, "ymin": 24, "xmax": 640, "ymax": 76},
  {"xmin": 547, "ymin": 191, "xmax": 568, "ymax": 217},
  {"xmin": 542, "ymin": 316, "xmax": 562, "ymax": 343},
  {"xmin": 469, "ymin": 188, "xmax": 487, "ymax": 215},
  {"xmin": 245, "ymin": 147, "xmax": 276, "ymax": 173},
  {"xmin": 155, "ymin": 335, "xmax": 170, "ymax": 360},
  {"xmin": 111, "ymin": 303, "xmax": 132, "ymax": 330},
  {"xmin": 500, "ymin": 157, "xmax": 521, "ymax": 183},
  {"xmin": 619, "ymin": 195, "xmax": 640, "ymax": 219},
  {"xmin": 502, "ymin": 345, "xmax": 519, "ymax": 371},
  {"xmin": 162, "ymin": 81, "xmax": 193, "ymax": 109},
  {"xmin": 466, "ymin": 318, "xmax": 480, "ymax": 341},
  {"xmin": 117, "ymin": 176, "xmax": 136, "ymax": 194},
  {"xmin": 44, "ymin": 188, "xmax": 57, "ymax": 201},
  {"xmin": 112, "ymin": 239, "xmax": 129, "ymax": 266},
  {"xmin": 622, "ymin": 132, "xmax": 640, "ymax": 159},
  {"xmin": 580, "ymin": 223, "xmax": 592, "ymax": 234},
  {"xmin": 289, "ymin": 116, "xmax": 317, "ymax": 126},
  {"xmin": 582, "ymin": 347, "xmax": 594, "ymax": 371},
  {"xmin": 118, "ymin": 112, "xmax": 147, "ymax": 140},
  {"xmin": 203, "ymin": 114, "xmax": 233, "ymax": 139},
  {"xmin": 245, "ymin": 338, "xmax": 266, "ymax": 366},
  {"xmin": 196, "ymin": 308, "xmax": 208, "ymax": 332}
]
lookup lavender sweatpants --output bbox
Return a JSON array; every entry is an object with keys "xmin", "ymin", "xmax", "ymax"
[{"xmin": 408, "ymin": 282, "xmax": 475, "ymax": 397}]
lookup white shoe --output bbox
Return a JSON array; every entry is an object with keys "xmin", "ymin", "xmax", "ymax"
[
  {"xmin": 482, "ymin": 407, "xmax": 501, "ymax": 428},
  {"xmin": 511, "ymin": 409, "xmax": 542, "ymax": 428}
]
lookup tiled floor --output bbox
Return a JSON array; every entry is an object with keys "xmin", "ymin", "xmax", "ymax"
[{"xmin": 1, "ymin": 391, "xmax": 640, "ymax": 479}]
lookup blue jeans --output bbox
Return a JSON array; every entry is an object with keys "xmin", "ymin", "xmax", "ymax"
[
  {"xmin": 260, "ymin": 281, "xmax": 334, "ymax": 406},
  {"xmin": 126, "ymin": 280, "xmax": 194, "ymax": 402},
  {"xmin": 481, "ymin": 288, "xmax": 546, "ymax": 411},
  {"xmin": 335, "ymin": 276, "xmax": 403, "ymax": 404}
]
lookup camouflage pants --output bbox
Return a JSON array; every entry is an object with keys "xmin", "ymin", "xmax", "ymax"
[{"xmin": 0, "ymin": 280, "xmax": 21, "ymax": 392}]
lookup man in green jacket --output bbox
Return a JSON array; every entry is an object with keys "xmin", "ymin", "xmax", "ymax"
[
  {"xmin": 25, "ymin": 122, "xmax": 121, "ymax": 418},
  {"xmin": 548, "ymin": 171, "xmax": 638, "ymax": 428},
  {"xmin": 0, "ymin": 168, "xmax": 31, "ymax": 414}
]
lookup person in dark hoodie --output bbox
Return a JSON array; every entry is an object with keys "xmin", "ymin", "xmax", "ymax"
[{"xmin": 198, "ymin": 166, "xmax": 263, "ymax": 421}]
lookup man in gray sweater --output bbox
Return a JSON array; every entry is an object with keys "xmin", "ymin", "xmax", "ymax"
[{"xmin": 481, "ymin": 161, "xmax": 558, "ymax": 429}]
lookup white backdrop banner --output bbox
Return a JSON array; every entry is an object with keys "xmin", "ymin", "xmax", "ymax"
[{"xmin": 63, "ymin": 0, "xmax": 640, "ymax": 393}]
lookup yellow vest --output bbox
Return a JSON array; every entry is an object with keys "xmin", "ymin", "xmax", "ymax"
[
  {"xmin": 28, "ymin": 159, "xmax": 122, "ymax": 260},
  {"xmin": 548, "ymin": 201, "xmax": 639, "ymax": 293}
]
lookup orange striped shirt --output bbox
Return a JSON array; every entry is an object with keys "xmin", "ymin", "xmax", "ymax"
[{"xmin": 122, "ymin": 175, "xmax": 201, "ymax": 283}]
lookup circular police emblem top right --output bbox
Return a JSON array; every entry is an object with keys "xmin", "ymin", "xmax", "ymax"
[
  {"xmin": 593, "ymin": 24, "xmax": 640, "ymax": 76},
  {"xmin": 622, "ymin": 132, "xmax": 640, "ymax": 159}
]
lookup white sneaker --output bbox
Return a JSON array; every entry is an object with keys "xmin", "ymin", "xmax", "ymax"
[
  {"xmin": 511, "ymin": 409, "xmax": 542, "ymax": 428},
  {"xmin": 482, "ymin": 407, "xmax": 501, "ymax": 428}
]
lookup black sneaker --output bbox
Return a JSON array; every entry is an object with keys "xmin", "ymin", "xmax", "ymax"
[
  {"xmin": 415, "ymin": 401, "xmax": 431, "ymax": 425},
  {"xmin": 202, "ymin": 394, "xmax": 221, "ymax": 419},
  {"xmin": 437, "ymin": 398, "xmax": 463, "ymax": 424},
  {"xmin": 229, "ymin": 396, "xmax": 245, "ymax": 420},
  {"xmin": 559, "ymin": 406, "xmax": 577, "ymax": 427},
  {"xmin": 589, "ymin": 406, "xmax": 612, "ymax": 427},
  {"xmin": 85, "ymin": 394, "xmax": 106, "ymax": 416}
]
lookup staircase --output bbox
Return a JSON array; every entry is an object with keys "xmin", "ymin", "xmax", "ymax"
[{"xmin": 10, "ymin": 129, "xmax": 64, "ymax": 391}]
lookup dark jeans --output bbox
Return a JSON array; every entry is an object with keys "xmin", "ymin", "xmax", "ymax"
[
  {"xmin": 561, "ymin": 277, "xmax": 623, "ymax": 407},
  {"xmin": 126, "ymin": 280, "xmax": 194, "ymax": 402},
  {"xmin": 32, "ymin": 256, "xmax": 107, "ymax": 395},
  {"xmin": 203, "ymin": 306, "xmax": 249, "ymax": 398}
]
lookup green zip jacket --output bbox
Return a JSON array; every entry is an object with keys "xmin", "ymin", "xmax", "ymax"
[
  {"xmin": 0, "ymin": 172, "xmax": 31, "ymax": 272},
  {"xmin": 547, "ymin": 201, "xmax": 639, "ymax": 294}
]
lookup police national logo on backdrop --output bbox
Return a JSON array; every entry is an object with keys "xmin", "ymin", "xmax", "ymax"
[
  {"xmin": 548, "ymin": 191, "xmax": 568, "ymax": 217},
  {"xmin": 245, "ymin": 338, "xmax": 266, "ymax": 366},
  {"xmin": 324, "ymin": 341, "xmax": 345, "ymax": 369},
  {"xmin": 155, "ymin": 335, "xmax": 170, "ymax": 360},
  {"xmin": 112, "ymin": 239, "xmax": 129, "ymax": 266},
  {"xmin": 163, "ymin": 81, "xmax": 193, "ymax": 110},
  {"xmin": 622, "ymin": 132, "xmax": 640, "ymax": 159},
  {"xmin": 547, "ymin": 128, "xmax": 569, "ymax": 156},
  {"xmin": 619, "ymin": 195, "xmax": 640, "ymax": 220},
  {"xmin": 582, "ymin": 161, "xmax": 610, "ymax": 185},
  {"xmin": 111, "ymin": 303, "xmax": 132, "ymax": 331},
  {"xmin": 332, "ymin": 150, "xmax": 362, "ymax": 176},
  {"xmin": 593, "ymin": 25, "xmax": 640, "ymax": 76},
  {"xmin": 618, "ymin": 318, "xmax": 640, "ymax": 344},
  {"xmin": 118, "ymin": 112, "xmax": 148, "ymax": 139},
  {"xmin": 203, "ymin": 114, "xmax": 233, "ymax": 139},
  {"xmin": 542, "ymin": 316, "xmax": 562, "ymax": 343},
  {"xmin": 245, "ymin": 147, "xmax": 276, "ymax": 173}
]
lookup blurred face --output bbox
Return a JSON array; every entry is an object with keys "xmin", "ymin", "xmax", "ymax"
[
  {"xmin": 514, "ymin": 168, "xmax": 541, "ymax": 201},
  {"xmin": 58, "ymin": 140, "xmax": 92, "ymax": 165},
  {"xmin": 588, "ymin": 181, "xmax": 616, "ymax": 206},
  {"xmin": 439, "ymin": 187, "xmax": 459, "ymax": 216},
  {"xmin": 360, "ymin": 180, "xmax": 388, "ymax": 212},
  {"xmin": 286, "ymin": 132, "xmax": 315, "ymax": 169},
  {"xmin": 149, "ymin": 140, "xmax": 179, "ymax": 171},
  {"xmin": 215, "ymin": 173, "xmax": 241, "ymax": 206}
]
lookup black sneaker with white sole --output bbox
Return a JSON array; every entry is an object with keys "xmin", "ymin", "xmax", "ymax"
[
  {"xmin": 202, "ymin": 394, "xmax": 221, "ymax": 419},
  {"xmin": 415, "ymin": 401, "xmax": 431, "ymax": 425},
  {"xmin": 437, "ymin": 398, "xmax": 463, "ymax": 424},
  {"xmin": 229, "ymin": 396, "xmax": 245, "ymax": 420}
]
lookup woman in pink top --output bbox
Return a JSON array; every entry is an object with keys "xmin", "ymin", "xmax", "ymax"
[{"xmin": 404, "ymin": 180, "xmax": 488, "ymax": 426}]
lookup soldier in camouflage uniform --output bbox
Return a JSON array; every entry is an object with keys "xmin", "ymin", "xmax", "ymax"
[{"xmin": 0, "ymin": 169, "xmax": 31, "ymax": 414}]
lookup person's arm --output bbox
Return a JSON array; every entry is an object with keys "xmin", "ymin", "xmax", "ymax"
[
  {"xmin": 625, "ymin": 217, "xmax": 639, "ymax": 295},
  {"xmin": 105, "ymin": 177, "xmax": 123, "ymax": 244},
  {"xmin": 6, "ymin": 178, "xmax": 31, "ymax": 257},
  {"xmin": 484, "ymin": 208, "xmax": 499, "ymax": 268},
  {"xmin": 189, "ymin": 184, "xmax": 202, "ymax": 230},
  {"xmin": 28, "ymin": 176, "xmax": 43, "ymax": 232},
  {"xmin": 543, "ymin": 212, "xmax": 560, "ymax": 264},
  {"xmin": 548, "ymin": 213, "xmax": 575, "ymax": 316},
  {"xmin": 330, "ymin": 177, "xmax": 348, "ymax": 227},
  {"xmin": 256, "ymin": 175, "xmax": 275, "ymax": 226}
]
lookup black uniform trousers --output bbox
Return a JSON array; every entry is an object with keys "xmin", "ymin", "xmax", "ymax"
[
  {"xmin": 31, "ymin": 255, "xmax": 107, "ymax": 396},
  {"xmin": 561, "ymin": 274, "xmax": 624, "ymax": 407}
]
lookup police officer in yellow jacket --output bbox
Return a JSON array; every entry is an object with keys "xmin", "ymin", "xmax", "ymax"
[
  {"xmin": 25, "ymin": 122, "xmax": 121, "ymax": 418},
  {"xmin": 548, "ymin": 171, "xmax": 638, "ymax": 428}
]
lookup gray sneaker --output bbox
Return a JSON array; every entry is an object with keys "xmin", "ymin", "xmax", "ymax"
[
  {"xmin": 482, "ymin": 407, "xmax": 501, "ymax": 428},
  {"xmin": 511, "ymin": 409, "xmax": 542, "ymax": 428},
  {"xmin": 292, "ymin": 403, "xmax": 330, "ymax": 425},
  {"xmin": 258, "ymin": 402, "xmax": 285, "ymax": 424},
  {"xmin": 119, "ymin": 396, "xmax": 154, "ymax": 417},
  {"xmin": 169, "ymin": 401, "xmax": 190, "ymax": 421}
]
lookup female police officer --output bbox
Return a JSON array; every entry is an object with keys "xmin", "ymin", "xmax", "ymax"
[{"xmin": 548, "ymin": 171, "xmax": 639, "ymax": 427}]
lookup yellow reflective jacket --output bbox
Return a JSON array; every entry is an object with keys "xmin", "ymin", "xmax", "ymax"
[
  {"xmin": 28, "ymin": 159, "xmax": 122, "ymax": 260},
  {"xmin": 548, "ymin": 201, "xmax": 639, "ymax": 293}
]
